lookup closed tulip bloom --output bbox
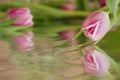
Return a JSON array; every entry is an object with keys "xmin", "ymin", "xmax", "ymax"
[
  {"xmin": 82, "ymin": 10, "xmax": 110, "ymax": 41},
  {"xmin": 81, "ymin": 46, "xmax": 109, "ymax": 75},
  {"xmin": 58, "ymin": 4, "xmax": 76, "ymax": 10},
  {"xmin": 98, "ymin": 0, "xmax": 106, "ymax": 7},
  {"xmin": 58, "ymin": 4, "xmax": 77, "ymax": 45},
  {"xmin": 13, "ymin": 32, "xmax": 34, "ymax": 51},
  {"xmin": 59, "ymin": 30, "xmax": 77, "ymax": 45},
  {"xmin": 59, "ymin": 30, "xmax": 76, "ymax": 40},
  {"xmin": 7, "ymin": 7, "xmax": 33, "ymax": 27}
]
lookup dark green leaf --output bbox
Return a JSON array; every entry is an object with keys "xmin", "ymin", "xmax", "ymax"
[{"xmin": 98, "ymin": 27, "xmax": 120, "ymax": 61}]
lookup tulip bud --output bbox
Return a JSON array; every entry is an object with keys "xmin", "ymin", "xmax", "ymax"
[
  {"xmin": 7, "ymin": 7, "xmax": 33, "ymax": 27},
  {"xmin": 98, "ymin": 0, "xmax": 106, "ymax": 7},
  {"xmin": 59, "ymin": 30, "xmax": 77, "ymax": 46},
  {"xmin": 59, "ymin": 30, "xmax": 75, "ymax": 40},
  {"xmin": 82, "ymin": 10, "xmax": 110, "ymax": 41},
  {"xmin": 13, "ymin": 32, "xmax": 34, "ymax": 51},
  {"xmin": 58, "ymin": 4, "xmax": 76, "ymax": 11},
  {"xmin": 58, "ymin": 4, "xmax": 77, "ymax": 46},
  {"xmin": 81, "ymin": 46, "xmax": 109, "ymax": 75}
]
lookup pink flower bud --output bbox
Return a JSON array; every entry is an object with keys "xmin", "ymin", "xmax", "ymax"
[
  {"xmin": 58, "ymin": 4, "xmax": 76, "ymax": 10},
  {"xmin": 81, "ymin": 46, "xmax": 109, "ymax": 75},
  {"xmin": 59, "ymin": 30, "xmax": 75, "ymax": 40},
  {"xmin": 59, "ymin": 30, "xmax": 77, "ymax": 46},
  {"xmin": 82, "ymin": 10, "xmax": 110, "ymax": 41},
  {"xmin": 13, "ymin": 32, "xmax": 34, "ymax": 51},
  {"xmin": 98, "ymin": 0, "xmax": 106, "ymax": 7},
  {"xmin": 7, "ymin": 7, "xmax": 33, "ymax": 27},
  {"xmin": 58, "ymin": 4, "xmax": 77, "ymax": 46}
]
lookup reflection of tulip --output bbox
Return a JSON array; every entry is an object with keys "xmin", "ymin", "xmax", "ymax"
[
  {"xmin": 58, "ymin": 4, "xmax": 76, "ymax": 10},
  {"xmin": 7, "ymin": 8, "xmax": 33, "ymax": 27},
  {"xmin": 82, "ymin": 10, "xmax": 110, "ymax": 41},
  {"xmin": 59, "ymin": 30, "xmax": 77, "ymax": 46},
  {"xmin": 98, "ymin": 0, "xmax": 106, "ymax": 7},
  {"xmin": 7, "ymin": 7, "xmax": 34, "ymax": 51},
  {"xmin": 58, "ymin": 4, "xmax": 77, "ymax": 46},
  {"xmin": 59, "ymin": 30, "xmax": 75, "ymax": 40},
  {"xmin": 13, "ymin": 32, "xmax": 34, "ymax": 51},
  {"xmin": 81, "ymin": 46, "xmax": 109, "ymax": 75}
]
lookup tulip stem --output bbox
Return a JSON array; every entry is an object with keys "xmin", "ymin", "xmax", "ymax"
[
  {"xmin": 94, "ymin": 38, "xmax": 102, "ymax": 45},
  {"xmin": 0, "ymin": 3, "xmax": 90, "ymax": 18},
  {"xmin": 72, "ymin": 30, "xmax": 83, "ymax": 40}
]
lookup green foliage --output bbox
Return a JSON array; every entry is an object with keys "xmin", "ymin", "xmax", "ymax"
[
  {"xmin": 8, "ymin": 36, "xmax": 81, "ymax": 80},
  {"xmin": 0, "ymin": 19, "xmax": 31, "ymax": 43},
  {"xmin": 98, "ymin": 27, "xmax": 120, "ymax": 61},
  {"xmin": 106, "ymin": 0, "xmax": 119, "ymax": 18}
]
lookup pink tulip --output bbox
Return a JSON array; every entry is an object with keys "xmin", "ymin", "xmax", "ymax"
[
  {"xmin": 59, "ymin": 30, "xmax": 77, "ymax": 46},
  {"xmin": 98, "ymin": 0, "xmax": 106, "ymax": 7},
  {"xmin": 82, "ymin": 10, "xmax": 110, "ymax": 41},
  {"xmin": 7, "ymin": 7, "xmax": 33, "ymax": 27},
  {"xmin": 81, "ymin": 46, "xmax": 109, "ymax": 75},
  {"xmin": 13, "ymin": 32, "xmax": 34, "ymax": 51},
  {"xmin": 58, "ymin": 4, "xmax": 76, "ymax": 11},
  {"xmin": 59, "ymin": 30, "xmax": 76, "ymax": 40},
  {"xmin": 58, "ymin": 4, "xmax": 77, "ymax": 45},
  {"xmin": 7, "ymin": 7, "xmax": 34, "ymax": 51}
]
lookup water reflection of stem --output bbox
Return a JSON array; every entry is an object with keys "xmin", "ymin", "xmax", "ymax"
[
  {"xmin": 105, "ymin": 71, "xmax": 114, "ymax": 80},
  {"xmin": 63, "ymin": 41, "xmax": 93, "ymax": 54},
  {"xmin": 94, "ymin": 45, "xmax": 120, "ymax": 78}
]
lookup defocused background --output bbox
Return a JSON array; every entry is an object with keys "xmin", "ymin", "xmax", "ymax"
[{"xmin": 0, "ymin": 0, "xmax": 120, "ymax": 80}]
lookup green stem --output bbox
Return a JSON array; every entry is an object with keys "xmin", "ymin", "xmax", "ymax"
[
  {"xmin": 0, "ymin": 3, "xmax": 90, "ymax": 17},
  {"xmin": 72, "ymin": 30, "xmax": 83, "ymax": 40},
  {"xmin": 30, "ymin": 4, "xmax": 90, "ymax": 17},
  {"xmin": 110, "ymin": 12, "xmax": 120, "ymax": 28},
  {"xmin": 83, "ymin": 0, "xmax": 89, "ymax": 10},
  {"xmin": 94, "ymin": 0, "xmax": 99, "ymax": 9}
]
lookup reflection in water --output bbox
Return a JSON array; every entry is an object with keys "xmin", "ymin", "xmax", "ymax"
[
  {"xmin": 6, "ymin": 34, "xmax": 114, "ymax": 80},
  {"xmin": 8, "ymin": 36, "xmax": 88, "ymax": 80},
  {"xmin": 0, "ymin": 0, "xmax": 120, "ymax": 80}
]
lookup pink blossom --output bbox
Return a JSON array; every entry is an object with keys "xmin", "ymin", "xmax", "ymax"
[
  {"xmin": 58, "ymin": 4, "xmax": 77, "ymax": 45},
  {"xmin": 82, "ymin": 10, "xmax": 110, "ymax": 41},
  {"xmin": 13, "ymin": 32, "xmax": 34, "ymax": 51},
  {"xmin": 98, "ymin": 0, "xmax": 106, "ymax": 7},
  {"xmin": 58, "ymin": 4, "xmax": 76, "ymax": 10},
  {"xmin": 7, "ymin": 7, "xmax": 33, "ymax": 27},
  {"xmin": 7, "ymin": 7, "xmax": 34, "ymax": 51},
  {"xmin": 81, "ymin": 46, "xmax": 109, "ymax": 75},
  {"xmin": 59, "ymin": 30, "xmax": 76, "ymax": 40},
  {"xmin": 59, "ymin": 30, "xmax": 77, "ymax": 46}
]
